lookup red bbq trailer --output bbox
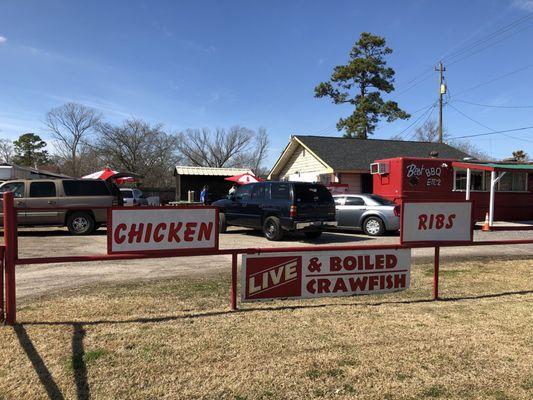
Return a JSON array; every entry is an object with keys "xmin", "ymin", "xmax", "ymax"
[{"xmin": 371, "ymin": 157, "xmax": 533, "ymax": 225}]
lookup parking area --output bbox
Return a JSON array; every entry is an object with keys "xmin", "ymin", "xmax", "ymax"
[{"xmin": 4, "ymin": 226, "xmax": 533, "ymax": 299}]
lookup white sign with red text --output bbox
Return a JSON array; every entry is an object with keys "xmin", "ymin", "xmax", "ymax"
[
  {"xmin": 401, "ymin": 201, "xmax": 472, "ymax": 244},
  {"xmin": 108, "ymin": 207, "xmax": 218, "ymax": 254},
  {"xmin": 242, "ymin": 249, "xmax": 411, "ymax": 302}
]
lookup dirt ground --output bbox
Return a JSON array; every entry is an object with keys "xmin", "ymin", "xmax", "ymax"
[
  {"xmin": 2, "ymin": 226, "xmax": 533, "ymax": 300},
  {"xmin": 0, "ymin": 258, "xmax": 531, "ymax": 399}
]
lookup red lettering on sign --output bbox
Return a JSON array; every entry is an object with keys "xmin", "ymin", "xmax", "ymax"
[
  {"xmin": 153, "ymin": 223, "xmax": 166, "ymax": 242},
  {"xmin": 198, "ymin": 222, "xmax": 213, "ymax": 241},
  {"xmin": 144, "ymin": 223, "xmax": 153, "ymax": 243},
  {"xmin": 114, "ymin": 223, "xmax": 127, "ymax": 244},
  {"xmin": 418, "ymin": 213, "xmax": 458, "ymax": 230},
  {"xmin": 445, "ymin": 214, "xmax": 456, "ymax": 229},
  {"xmin": 167, "ymin": 222, "xmax": 183, "ymax": 243},
  {"xmin": 184, "ymin": 222, "xmax": 197, "ymax": 242},
  {"xmin": 128, "ymin": 223, "xmax": 144, "ymax": 243},
  {"xmin": 418, "ymin": 214, "xmax": 428, "ymax": 230}
]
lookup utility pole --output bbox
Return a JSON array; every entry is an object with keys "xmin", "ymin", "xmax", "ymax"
[{"xmin": 435, "ymin": 61, "xmax": 446, "ymax": 143}]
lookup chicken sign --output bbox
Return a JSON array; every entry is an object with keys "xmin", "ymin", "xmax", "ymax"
[
  {"xmin": 241, "ymin": 249, "xmax": 411, "ymax": 302},
  {"xmin": 107, "ymin": 206, "xmax": 218, "ymax": 254},
  {"xmin": 400, "ymin": 201, "xmax": 473, "ymax": 244}
]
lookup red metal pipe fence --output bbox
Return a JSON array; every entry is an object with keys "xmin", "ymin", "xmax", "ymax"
[{"xmin": 1, "ymin": 190, "xmax": 533, "ymax": 325}]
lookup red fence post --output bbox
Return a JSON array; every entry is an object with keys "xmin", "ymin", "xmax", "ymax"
[
  {"xmin": 3, "ymin": 192, "xmax": 16, "ymax": 325},
  {"xmin": 230, "ymin": 252, "xmax": 238, "ymax": 310},
  {"xmin": 433, "ymin": 246, "xmax": 440, "ymax": 301},
  {"xmin": 0, "ymin": 246, "xmax": 4, "ymax": 322}
]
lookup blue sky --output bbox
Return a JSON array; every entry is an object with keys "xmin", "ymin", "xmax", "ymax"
[{"xmin": 1, "ymin": 0, "xmax": 533, "ymax": 167}]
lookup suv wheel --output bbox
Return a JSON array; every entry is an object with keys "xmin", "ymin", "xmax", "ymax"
[
  {"xmin": 67, "ymin": 212, "xmax": 95, "ymax": 235},
  {"xmin": 363, "ymin": 216, "xmax": 385, "ymax": 236},
  {"xmin": 263, "ymin": 216, "xmax": 283, "ymax": 241},
  {"xmin": 219, "ymin": 212, "xmax": 228, "ymax": 233},
  {"xmin": 304, "ymin": 230, "xmax": 322, "ymax": 240}
]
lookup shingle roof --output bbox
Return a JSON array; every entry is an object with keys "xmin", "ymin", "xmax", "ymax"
[{"xmin": 295, "ymin": 135, "xmax": 470, "ymax": 171}]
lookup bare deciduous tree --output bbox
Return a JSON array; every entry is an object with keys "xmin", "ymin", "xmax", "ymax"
[
  {"xmin": 45, "ymin": 102, "xmax": 102, "ymax": 176},
  {"xmin": 412, "ymin": 120, "xmax": 450, "ymax": 142},
  {"xmin": 0, "ymin": 138, "xmax": 14, "ymax": 163},
  {"xmin": 177, "ymin": 126, "xmax": 269, "ymax": 174},
  {"xmin": 95, "ymin": 119, "xmax": 180, "ymax": 187}
]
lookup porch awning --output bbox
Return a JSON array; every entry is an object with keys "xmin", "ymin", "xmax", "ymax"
[
  {"xmin": 452, "ymin": 161, "xmax": 533, "ymax": 172},
  {"xmin": 452, "ymin": 161, "xmax": 532, "ymax": 228}
]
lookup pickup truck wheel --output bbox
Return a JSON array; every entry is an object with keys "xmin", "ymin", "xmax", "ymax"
[
  {"xmin": 362, "ymin": 216, "xmax": 385, "ymax": 236},
  {"xmin": 67, "ymin": 212, "xmax": 95, "ymax": 235},
  {"xmin": 219, "ymin": 212, "xmax": 228, "ymax": 233},
  {"xmin": 304, "ymin": 230, "xmax": 322, "ymax": 240},
  {"xmin": 263, "ymin": 216, "xmax": 283, "ymax": 241}
]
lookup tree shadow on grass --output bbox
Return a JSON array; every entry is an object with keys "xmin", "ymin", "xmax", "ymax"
[
  {"xmin": 13, "ymin": 324, "xmax": 65, "ymax": 399},
  {"xmin": 13, "ymin": 323, "xmax": 90, "ymax": 400}
]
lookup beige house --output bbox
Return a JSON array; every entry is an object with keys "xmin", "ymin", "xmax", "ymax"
[{"xmin": 268, "ymin": 135, "xmax": 469, "ymax": 194}]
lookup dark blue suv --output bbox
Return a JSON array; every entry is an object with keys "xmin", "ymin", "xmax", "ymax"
[{"xmin": 212, "ymin": 181, "xmax": 337, "ymax": 241}]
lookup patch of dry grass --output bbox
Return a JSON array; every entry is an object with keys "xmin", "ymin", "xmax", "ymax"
[{"xmin": 0, "ymin": 257, "xmax": 532, "ymax": 399}]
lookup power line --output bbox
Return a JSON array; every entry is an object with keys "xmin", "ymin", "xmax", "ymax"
[
  {"xmin": 443, "ymin": 12, "xmax": 533, "ymax": 64},
  {"xmin": 393, "ymin": 12, "xmax": 533, "ymax": 98},
  {"xmin": 450, "ymin": 125, "xmax": 533, "ymax": 139},
  {"xmin": 447, "ymin": 103, "xmax": 495, "ymax": 131},
  {"xmin": 452, "ymin": 99, "xmax": 533, "ymax": 109},
  {"xmin": 392, "ymin": 102, "xmax": 437, "ymax": 138},
  {"xmin": 447, "ymin": 103, "xmax": 533, "ymax": 143},
  {"xmin": 452, "ymin": 64, "xmax": 533, "ymax": 97}
]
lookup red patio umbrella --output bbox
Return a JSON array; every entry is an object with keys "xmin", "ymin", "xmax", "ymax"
[
  {"xmin": 82, "ymin": 167, "xmax": 136, "ymax": 184},
  {"xmin": 224, "ymin": 173, "xmax": 263, "ymax": 185},
  {"xmin": 82, "ymin": 167, "xmax": 118, "ymax": 180}
]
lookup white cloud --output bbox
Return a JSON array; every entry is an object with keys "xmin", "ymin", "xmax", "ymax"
[
  {"xmin": 513, "ymin": 0, "xmax": 533, "ymax": 11},
  {"xmin": 0, "ymin": 36, "xmax": 7, "ymax": 44}
]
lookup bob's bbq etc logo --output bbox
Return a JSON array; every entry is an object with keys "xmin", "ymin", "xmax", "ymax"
[{"xmin": 405, "ymin": 163, "xmax": 442, "ymax": 187}]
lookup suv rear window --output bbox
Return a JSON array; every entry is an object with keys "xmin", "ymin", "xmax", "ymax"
[
  {"xmin": 30, "ymin": 182, "xmax": 56, "ymax": 197},
  {"xmin": 63, "ymin": 180, "xmax": 111, "ymax": 196},
  {"xmin": 294, "ymin": 184, "xmax": 332, "ymax": 203}
]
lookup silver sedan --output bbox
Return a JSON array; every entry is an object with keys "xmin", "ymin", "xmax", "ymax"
[{"xmin": 333, "ymin": 194, "xmax": 400, "ymax": 236}]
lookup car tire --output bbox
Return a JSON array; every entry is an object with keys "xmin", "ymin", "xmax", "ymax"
[
  {"xmin": 304, "ymin": 230, "xmax": 322, "ymax": 240},
  {"xmin": 67, "ymin": 212, "xmax": 95, "ymax": 235},
  {"xmin": 263, "ymin": 216, "xmax": 283, "ymax": 241},
  {"xmin": 362, "ymin": 216, "xmax": 385, "ymax": 236},
  {"xmin": 219, "ymin": 212, "xmax": 228, "ymax": 233}
]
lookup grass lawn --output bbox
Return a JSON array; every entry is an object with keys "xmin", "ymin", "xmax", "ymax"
[{"xmin": 0, "ymin": 256, "xmax": 532, "ymax": 399}]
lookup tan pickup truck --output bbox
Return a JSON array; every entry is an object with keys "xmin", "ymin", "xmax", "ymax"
[{"xmin": 0, "ymin": 179, "xmax": 121, "ymax": 234}]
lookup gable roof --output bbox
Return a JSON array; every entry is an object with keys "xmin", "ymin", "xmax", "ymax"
[{"xmin": 286, "ymin": 135, "xmax": 470, "ymax": 172}]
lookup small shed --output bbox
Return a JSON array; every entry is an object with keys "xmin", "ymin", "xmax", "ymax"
[{"xmin": 173, "ymin": 166, "xmax": 253, "ymax": 202}]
